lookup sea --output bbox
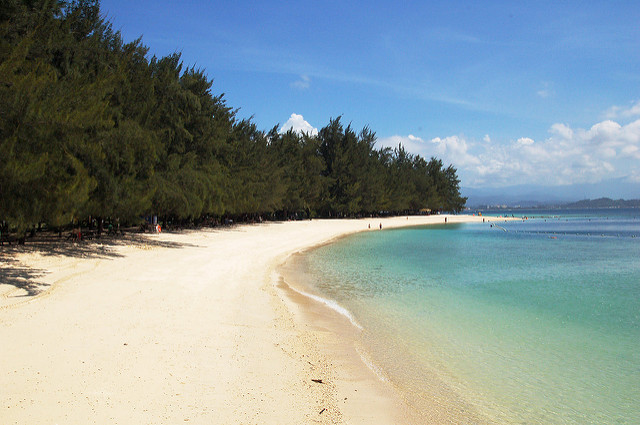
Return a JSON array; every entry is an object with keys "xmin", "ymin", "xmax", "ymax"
[{"xmin": 290, "ymin": 209, "xmax": 640, "ymax": 424}]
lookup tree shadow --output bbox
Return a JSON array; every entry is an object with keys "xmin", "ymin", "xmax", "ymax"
[
  {"xmin": 0, "ymin": 256, "xmax": 49, "ymax": 297},
  {"xmin": 0, "ymin": 232, "xmax": 200, "ymax": 299},
  {"xmin": 2, "ymin": 232, "xmax": 200, "ymax": 259}
]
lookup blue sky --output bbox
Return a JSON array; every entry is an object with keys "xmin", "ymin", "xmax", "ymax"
[{"xmin": 100, "ymin": 0, "xmax": 640, "ymax": 193}]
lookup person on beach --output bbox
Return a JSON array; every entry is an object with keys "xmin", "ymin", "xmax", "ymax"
[
  {"xmin": 379, "ymin": 223, "xmax": 382, "ymax": 229},
  {"xmin": 70, "ymin": 228, "xmax": 82, "ymax": 241}
]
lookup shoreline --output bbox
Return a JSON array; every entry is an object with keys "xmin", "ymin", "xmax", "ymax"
[
  {"xmin": 0, "ymin": 214, "xmax": 513, "ymax": 424},
  {"xmin": 275, "ymin": 216, "xmax": 509, "ymax": 424}
]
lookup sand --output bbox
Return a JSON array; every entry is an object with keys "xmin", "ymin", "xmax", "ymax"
[{"xmin": 0, "ymin": 214, "xmax": 503, "ymax": 424}]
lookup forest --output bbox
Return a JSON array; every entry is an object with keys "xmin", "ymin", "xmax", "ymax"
[{"xmin": 0, "ymin": 0, "xmax": 466, "ymax": 240}]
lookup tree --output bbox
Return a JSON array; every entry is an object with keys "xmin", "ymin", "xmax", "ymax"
[
  {"xmin": 0, "ymin": 0, "xmax": 467, "ymax": 237},
  {"xmin": 0, "ymin": 29, "xmax": 110, "ymax": 231}
]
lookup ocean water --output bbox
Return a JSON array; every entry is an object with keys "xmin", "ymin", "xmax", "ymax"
[{"xmin": 295, "ymin": 209, "xmax": 640, "ymax": 424}]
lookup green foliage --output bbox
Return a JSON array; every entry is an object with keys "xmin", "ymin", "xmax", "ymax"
[
  {"xmin": 0, "ymin": 35, "xmax": 102, "ymax": 231},
  {"xmin": 0, "ymin": 0, "xmax": 466, "ymax": 236}
]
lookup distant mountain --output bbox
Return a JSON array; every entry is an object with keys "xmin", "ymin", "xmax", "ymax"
[
  {"xmin": 563, "ymin": 198, "xmax": 640, "ymax": 209},
  {"xmin": 463, "ymin": 178, "xmax": 640, "ymax": 208}
]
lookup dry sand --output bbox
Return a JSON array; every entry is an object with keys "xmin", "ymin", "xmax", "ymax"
[{"xmin": 0, "ymin": 214, "xmax": 505, "ymax": 424}]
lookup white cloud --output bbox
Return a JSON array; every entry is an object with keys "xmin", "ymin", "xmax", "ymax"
[
  {"xmin": 550, "ymin": 123, "xmax": 573, "ymax": 140},
  {"xmin": 626, "ymin": 103, "xmax": 640, "ymax": 116},
  {"xmin": 604, "ymin": 106, "xmax": 622, "ymax": 119},
  {"xmin": 377, "ymin": 134, "xmax": 428, "ymax": 157},
  {"xmin": 621, "ymin": 145, "xmax": 639, "ymax": 157},
  {"xmin": 516, "ymin": 137, "xmax": 534, "ymax": 146},
  {"xmin": 430, "ymin": 135, "xmax": 481, "ymax": 167},
  {"xmin": 603, "ymin": 100, "xmax": 640, "ymax": 120},
  {"xmin": 483, "ymin": 134, "xmax": 491, "ymax": 143},
  {"xmin": 585, "ymin": 120, "xmax": 622, "ymax": 142},
  {"xmin": 279, "ymin": 113, "xmax": 318, "ymax": 136},
  {"xmin": 378, "ymin": 134, "xmax": 479, "ymax": 168},
  {"xmin": 378, "ymin": 118, "xmax": 640, "ymax": 188},
  {"xmin": 626, "ymin": 170, "xmax": 640, "ymax": 183},
  {"xmin": 290, "ymin": 75, "xmax": 311, "ymax": 90}
]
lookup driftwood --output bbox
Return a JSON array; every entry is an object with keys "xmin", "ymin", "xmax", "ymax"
[{"xmin": 311, "ymin": 379, "xmax": 323, "ymax": 384}]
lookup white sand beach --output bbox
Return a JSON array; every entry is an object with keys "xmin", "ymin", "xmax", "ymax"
[{"xmin": 0, "ymin": 215, "xmax": 501, "ymax": 424}]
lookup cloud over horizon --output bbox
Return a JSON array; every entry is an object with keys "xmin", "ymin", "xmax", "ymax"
[
  {"xmin": 379, "ymin": 117, "xmax": 640, "ymax": 188},
  {"xmin": 279, "ymin": 113, "xmax": 318, "ymax": 136}
]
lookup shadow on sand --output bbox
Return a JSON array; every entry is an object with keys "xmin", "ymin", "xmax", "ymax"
[
  {"xmin": 0, "ymin": 232, "xmax": 199, "ymax": 299},
  {"xmin": 0, "ymin": 256, "xmax": 49, "ymax": 297}
]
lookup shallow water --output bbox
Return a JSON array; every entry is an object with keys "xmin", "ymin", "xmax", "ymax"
[{"xmin": 296, "ymin": 210, "xmax": 640, "ymax": 423}]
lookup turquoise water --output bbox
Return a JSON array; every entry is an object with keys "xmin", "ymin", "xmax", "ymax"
[{"xmin": 297, "ymin": 210, "xmax": 640, "ymax": 423}]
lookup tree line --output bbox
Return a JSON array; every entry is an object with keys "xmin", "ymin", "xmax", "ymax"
[{"xmin": 0, "ymin": 0, "xmax": 466, "ymax": 238}]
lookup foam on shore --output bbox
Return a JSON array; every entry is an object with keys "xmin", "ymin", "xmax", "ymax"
[{"xmin": 285, "ymin": 283, "xmax": 364, "ymax": 330}]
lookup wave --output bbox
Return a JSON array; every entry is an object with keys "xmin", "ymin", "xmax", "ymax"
[{"xmin": 287, "ymin": 285, "xmax": 363, "ymax": 331}]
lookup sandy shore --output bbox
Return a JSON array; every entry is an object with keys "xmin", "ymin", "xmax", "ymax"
[{"xmin": 0, "ymin": 214, "xmax": 505, "ymax": 424}]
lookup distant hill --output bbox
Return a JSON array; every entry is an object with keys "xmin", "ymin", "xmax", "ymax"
[
  {"xmin": 563, "ymin": 198, "xmax": 640, "ymax": 209},
  {"xmin": 470, "ymin": 197, "xmax": 640, "ymax": 211},
  {"xmin": 463, "ymin": 178, "xmax": 640, "ymax": 208}
]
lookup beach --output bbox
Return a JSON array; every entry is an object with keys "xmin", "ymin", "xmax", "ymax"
[{"xmin": 1, "ymin": 215, "xmax": 496, "ymax": 424}]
